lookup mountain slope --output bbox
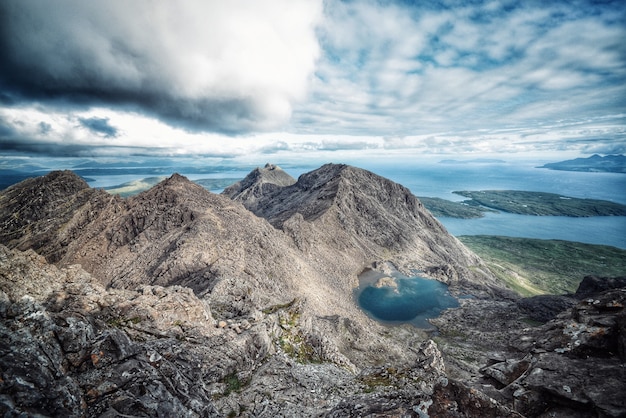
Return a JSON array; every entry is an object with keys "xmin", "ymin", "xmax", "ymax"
[
  {"xmin": 0, "ymin": 170, "xmax": 425, "ymax": 367},
  {"xmin": 0, "ymin": 170, "xmax": 113, "ymax": 262},
  {"xmin": 226, "ymin": 163, "xmax": 502, "ymax": 295}
]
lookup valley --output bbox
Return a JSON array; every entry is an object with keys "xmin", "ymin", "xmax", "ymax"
[{"xmin": 459, "ymin": 235, "xmax": 626, "ymax": 296}]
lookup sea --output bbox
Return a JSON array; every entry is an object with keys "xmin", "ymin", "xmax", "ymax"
[
  {"xmin": 2, "ymin": 156, "xmax": 625, "ymax": 249},
  {"xmin": 364, "ymin": 160, "xmax": 626, "ymax": 249}
]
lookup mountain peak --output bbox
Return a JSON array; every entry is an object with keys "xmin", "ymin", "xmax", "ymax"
[
  {"xmin": 222, "ymin": 163, "xmax": 296, "ymax": 207},
  {"xmin": 225, "ymin": 163, "xmax": 492, "ymax": 295},
  {"xmin": 0, "ymin": 170, "xmax": 102, "ymax": 260},
  {"xmin": 133, "ymin": 172, "xmax": 206, "ymax": 202}
]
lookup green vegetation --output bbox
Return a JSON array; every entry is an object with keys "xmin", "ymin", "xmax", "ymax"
[
  {"xmin": 262, "ymin": 298, "xmax": 298, "ymax": 314},
  {"xmin": 454, "ymin": 190, "xmax": 626, "ymax": 217},
  {"xmin": 262, "ymin": 298, "xmax": 321, "ymax": 363},
  {"xmin": 418, "ymin": 196, "xmax": 492, "ymax": 219},
  {"xmin": 277, "ymin": 308, "xmax": 321, "ymax": 364},
  {"xmin": 459, "ymin": 236, "xmax": 626, "ymax": 296},
  {"xmin": 222, "ymin": 371, "xmax": 247, "ymax": 396}
]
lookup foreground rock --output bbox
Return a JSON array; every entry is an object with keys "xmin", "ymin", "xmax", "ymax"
[
  {"xmin": 432, "ymin": 276, "xmax": 626, "ymax": 417},
  {"xmin": 1, "ymin": 245, "xmax": 523, "ymax": 417}
]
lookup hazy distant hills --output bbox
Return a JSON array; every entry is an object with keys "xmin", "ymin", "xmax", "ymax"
[
  {"xmin": 540, "ymin": 154, "xmax": 626, "ymax": 173},
  {"xmin": 439, "ymin": 158, "xmax": 506, "ymax": 164}
]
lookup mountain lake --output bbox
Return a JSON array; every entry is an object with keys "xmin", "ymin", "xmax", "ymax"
[{"xmin": 355, "ymin": 268, "xmax": 459, "ymax": 329}]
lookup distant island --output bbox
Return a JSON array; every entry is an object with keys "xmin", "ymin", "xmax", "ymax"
[
  {"xmin": 453, "ymin": 190, "xmax": 626, "ymax": 217},
  {"xmin": 539, "ymin": 154, "xmax": 626, "ymax": 173},
  {"xmin": 104, "ymin": 177, "xmax": 243, "ymax": 197},
  {"xmin": 420, "ymin": 190, "xmax": 626, "ymax": 218},
  {"xmin": 417, "ymin": 196, "xmax": 493, "ymax": 218}
]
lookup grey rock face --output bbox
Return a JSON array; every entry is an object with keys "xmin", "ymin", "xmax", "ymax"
[
  {"xmin": 575, "ymin": 275, "xmax": 626, "ymax": 298},
  {"xmin": 433, "ymin": 278, "xmax": 626, "ymax": 418},
  {"xmin": 227, "ymin": 163, "xmax": 504, "ymax": 297},
  {"xmin": 516, "ymin": 295, "xmax": 578, "ymax": 322},
  {"xmin": 222, "ymin": 163, "xmax": 296, "ymax": 210},
  {"xmin": 0, "ymin": 245, "xmax": 222, "ymax": 417}
]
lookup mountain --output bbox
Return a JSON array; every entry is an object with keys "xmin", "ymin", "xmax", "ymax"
[
  {"xmin": 224, "ymin": 163, "xmax": 502, "ymax": 296},
  {"xmin": 222, "ymin": 163, "xmax": 297, "ymax": 205},
  {"xmin": 540, "ymin": 154, "xmax": 626, "ymax": 173},
  {"xmin": 1, "ymin": 165, "xmax": 624, "ymax": 416}
]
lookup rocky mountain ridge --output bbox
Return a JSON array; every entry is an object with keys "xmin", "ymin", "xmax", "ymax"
[
  {"xmin": 225, "ymin": 163, "xmax": 504, "ymax": 297},
  {"xmin": 1, "ymin": 164, "xmax": 624, "ymax": 417}
]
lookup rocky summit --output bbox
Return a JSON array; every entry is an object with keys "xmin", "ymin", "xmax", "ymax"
[{"xmin": 1, "ymin": 164, "xmax": 624, "ymax": 417}]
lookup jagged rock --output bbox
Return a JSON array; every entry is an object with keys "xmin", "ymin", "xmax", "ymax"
[
  {"xmin": 429, "ymin": 380, "xmax": 524, "ymax": 418},
  {"xmin": 481, "ymin": 356, "xmax": 532, "ymax": 387},
  {"xmin": 326, "ymin": 340, "xmax": 449, "ymax": 417},
  {"xmin": 0, "ymin": 245, "xmax": 230, "ymax": 416},
  {"xmin": 222, "ymin": 163, "xmax": 296, "ymax": 211},
  {"xmin": 491, "ymin": 286, "xmax": 626, "ymax": 417},
  {"xmin": 575, "ymin": 275, "xmax": 626, "ymax": 298},
  {"xmin": 516, "ymin": 295, "xmax": 577, "ymax": 322},
  {"xmin": 0, "ymin": 245, "xmax": 521, "ymax": 417},
  {"xmin": 0, "ymin": 167, "xmax": 508, "ymax": 373},
  {"xmin": 516, "ymin": 352, "xmax": 626, "ymax": 417},
  {"xmin": 0, "ymin": 170, "xmax": 112, "ymax": 263}
]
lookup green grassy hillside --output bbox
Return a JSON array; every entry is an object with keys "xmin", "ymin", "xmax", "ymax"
[{"xmin": 458, "ymin": 235, "xmax": 626, "ymax": 296}]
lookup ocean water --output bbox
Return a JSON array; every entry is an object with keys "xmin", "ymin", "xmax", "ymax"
[
  {"xmin": 355, "ymin": 269, "xmax": 458, "ymax": 329},
  {"xmin": 353, "ymin": 160, "xmax": 626, "ymax": 249}
]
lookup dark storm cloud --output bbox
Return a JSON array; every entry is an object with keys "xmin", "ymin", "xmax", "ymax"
[
  {"xmin": 0, "ymin": 137, "xmax": 93, "ymax": 157},
  {"xmin": 0, "ymin": 136, "xmax": 174, "ymax": 158},
  {"xmin": 38, "ymin": 122, "xmax": 52, "ymax": 135},
  {"xmin": 78, "ymin": 117, "xmax": 118, "ymax": 138},
  {"xmin": 0, "ymin": 1, "xmax": 321, "ymax": 134}
]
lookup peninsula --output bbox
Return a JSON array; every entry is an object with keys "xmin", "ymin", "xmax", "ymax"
[{"xmin": 539, "ymin": 154, "xmax": 626, "ymax": 173}]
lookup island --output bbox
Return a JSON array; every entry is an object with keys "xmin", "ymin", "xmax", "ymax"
[
  {"xmin": 104, "ymin": 177, "xmax": 242, "ymax": 197},
  {"xmin": 417, "ymin": 196, "xmax": 492, "ymax": 219},
  {"xmin": 539, "ymin": 154, "xmax": 626, "ymax": 173},
  {"xmin": 452, "ymin": 190, "xmax": 626, "ymax": 217}
]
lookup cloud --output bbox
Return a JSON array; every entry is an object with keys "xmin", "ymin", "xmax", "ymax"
[
  {"xmin": 0, "ymin": 0, "xmax": 322, "ymax": 134},
  {"xmin": 0, "ymin": 0, "xmax": 623, "ymax": 159},
  {"xmin": 79, "ymin": 117, "xmax": 118, "ymax": 138},
  {"xmin": 291, "ymin": 0, "xmax": 626, "ymax": 141}
]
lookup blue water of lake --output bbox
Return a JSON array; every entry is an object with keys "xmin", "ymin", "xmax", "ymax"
[{"xmin": 355, "ymin": 269, "xmax": 459, "ymax": 329}]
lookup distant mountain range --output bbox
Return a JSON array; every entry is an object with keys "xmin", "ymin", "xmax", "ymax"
[
  {"xmin": 540, "ymin": 154, "xmax": 626, "ymax": 173},
  {"xmin": 439, "ymin": 158, "xmax": 506, "ymax": 164}
]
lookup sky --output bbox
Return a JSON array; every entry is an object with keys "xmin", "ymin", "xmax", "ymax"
[{"xmin": 0, "ymin": 0, "xmax": 625, "ymax": 162}]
